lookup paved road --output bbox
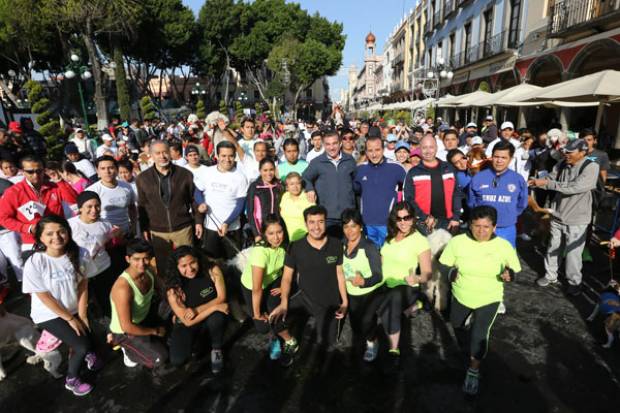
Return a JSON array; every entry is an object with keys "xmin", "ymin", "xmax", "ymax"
[{"xmin": 1, "ymin": 241, "xmax": 620, "ymax": 413}]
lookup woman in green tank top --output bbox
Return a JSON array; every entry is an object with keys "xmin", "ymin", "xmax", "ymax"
[{"xmin": 341, "ymin": 209, "xmax": 386, "ymax": 363}]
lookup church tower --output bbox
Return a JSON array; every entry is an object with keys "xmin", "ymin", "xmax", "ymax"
[{"xmin": 365, "ymin": 32, "xmax": 377, "ymax": 98}]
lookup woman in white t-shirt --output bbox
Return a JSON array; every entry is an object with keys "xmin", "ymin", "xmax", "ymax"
[
  {"xmin": 22, "ymin": 215, "xmax": 100, "ymax": 396},
  {"xmin": 69, "ymin": 191, "xmax": 122, "ymax": 317}
]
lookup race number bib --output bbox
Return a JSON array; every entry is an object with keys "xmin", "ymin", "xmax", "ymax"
[{"xmin": 17, "ymin": 201, "xmax": 46, "ymax": 221}]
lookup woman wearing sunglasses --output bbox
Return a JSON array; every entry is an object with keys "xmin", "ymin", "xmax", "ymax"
[{"xmin": 380, "ymin": 201, "xmax": 432, "ymax": 362}]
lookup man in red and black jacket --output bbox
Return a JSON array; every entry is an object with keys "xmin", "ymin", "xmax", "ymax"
[
  {"xmin": 403, "ymin": 135, "xmax": 463, "ymax": 235},
  {"xmin": 0, "ymin": 155, "xmax": 77, "ymax": 252}
]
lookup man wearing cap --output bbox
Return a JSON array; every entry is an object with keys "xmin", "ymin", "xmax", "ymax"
[
  {"xmin": 383, "ymin": 134, "xmax": 398, "ymax": 161},
  {"xmin": 183, "ymin": 144, "xmax": 208, "ymax": 177},
  {"xmin": 96, "ymin": 133, "xmax": 117, "ymax": 158},
  {"xmin": 65, "ymin": 143, "xmax": 97, "ymax": 180},
  {"xmin": 529, "ymin": 139, "xmax": 599, "ymax": 296},
  {"xmin": 354, "ymin": 135, "xmax": 406, "ymax": 247},
  {"xmin": 485, "ymin": 121, "xmax": 520, "ymax": 159},
  {"xmin": 404, "ymin": 135, "xmax": 463, "ymax": 234},
  {"xmin": 481, "ymin": 115, "xmax": 498, "ymax": 144},
  {"xmin": 460, "ymin": 122, "xmax": 478, "ymax": 147},
  {"xmin": 70, "ymin": 128, "xmax": 96, "ymax": 160}
]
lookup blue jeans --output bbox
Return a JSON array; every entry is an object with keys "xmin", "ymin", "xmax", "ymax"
[
  {"xmin": 495, "ymin": 225, "xmax": 516, "ymax": 249},
  {"xmin": 365, "ymin": 225, "xmax": 388, "ymax": 247}
]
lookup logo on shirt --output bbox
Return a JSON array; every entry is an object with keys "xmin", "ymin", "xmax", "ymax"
[
  {"xmin": 480, "ymin": 185, "xmax": 489, "ymax": 189},
  {"xmin": 507, "ymin": 184, "xmax": 516, "ymax": 193},
  {"xmin": 362, "ymin": 176, "xmax": 368, "ymax": 181},
  {"xmin": 326, "ymin": 256, "xmax": 338, "ymax": 264},
  {"xmin": 200, "ymin": 287, "xmax": 214, "ymax": 298}
]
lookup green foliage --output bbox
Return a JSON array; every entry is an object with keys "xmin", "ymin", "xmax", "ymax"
[
  {"xmin": 254, "ymin": 102, "xmax": 262, "ymax": 116},
  {"xmin": 196, "ymin": 100, "xmax": 206, "ymax": 119},
  {"xmin": 140, "ymin": 96, "xmax": 157, "ymax": 120},
  {"xmin": 234, "ymin": 100, "xmax": 243, "ymax": 121},
  {"xmin": 24, "ymin": 80, "xmax": 64, "ymax": 160},
  {"xmin": 219, "ymin": 99, "xmax": 227, "ymax": 115},
  {"xmin": 394, "ymin": 110, "xmax": 411, "ymax": 123},
  {"xmin": 114, "ymin": 45, "xmax": 131, "ymax": 121},
  {"xmin": 426, "ymin": 104, "xmax": 435, "ymax": 120},
  {"xmin": 195, "ymin": 0, "xmax": 240, "ymax": 78}
]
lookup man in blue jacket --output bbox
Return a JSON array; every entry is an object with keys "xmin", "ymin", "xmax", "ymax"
[
  {"xmin": 303, "ymin": 130, "xmax": 357, "ymax": 237},
  {"xmin": 468, "ymin": 140, "xmax": 528, "ymax": 248},
  {"xmin": 353, "ymin": 135, "xmax": 405, "ymax": 247}
]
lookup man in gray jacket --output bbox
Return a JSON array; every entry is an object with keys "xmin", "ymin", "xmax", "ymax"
[
  {"xmin": 529, "ymin": 139, "xmax": 599, "ymax": 296},
  {"xmin": 302, "ymin": 129, "xmax": 356, "ymax": 238}
]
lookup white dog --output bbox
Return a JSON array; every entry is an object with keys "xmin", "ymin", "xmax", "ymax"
[
  {"xmin": 0, "ymin": 309, "xmax": 63, "ymax": 380},
  {"xmin": 423, "ymin": 229, "xmax": 453, "ymax": 311}
]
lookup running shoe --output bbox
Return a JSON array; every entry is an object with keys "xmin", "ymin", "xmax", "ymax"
[
  {"xmin": 269, "ymin": 337, "xmax": 282, "ymax": 360},
  {"xmin": 280, "ymin": 339, "xmax": 299, "ymax": 367},
  {"xmin": 84, "ymin": 352, "xmax": 103, "ymax": 371},
  {"xmin": 65, "ymin": 377, "xmax": 93, "ymax": 396},
  {"xmin": 462, "ymin": 368, "xmax": 480, "ymax": 396},
  {"xmin": 536, "ymin": 277, "xmax": 558, "ymax": 287},
  {"xmin": 497, "ymin": 302, "xmax": 506, "ymax": 315},
  {"xmin": 122, "ymin": 348, "xmax": 138, "ymax": 368},
  {"xmin": 363, "ymin": 340, "xmax": 379, "ymax": 362},
  {"xmin": 211, "ymin": 349, "xmax": 224, "ymax": 374}
]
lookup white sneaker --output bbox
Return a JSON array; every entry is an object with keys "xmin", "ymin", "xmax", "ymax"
[
  {"xmin": 497, "ymin": 302, "xmax": 506, "ymax": 314},
  {"xmin": 122, "ymin": 348, "xmax": 138, "ymax": 368}
]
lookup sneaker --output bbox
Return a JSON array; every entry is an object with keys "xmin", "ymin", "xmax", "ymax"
[
  {"xmin": 536, "ymin": 277, "xmax": 558, "ymax": 287},
  {"xmin": 269, "ymin": 337, "xmax": 282, "ymax": 361},
  {"xmin": 497, "ymin": 302, "xmax": 506, "ymax": 315},
  {"xmin": 84, "ymin": 352, "xmax": 103, "ymax": 371},
  {"xmin": 280, "ymin": 339, "xmax": 299, "ymax": 367},
  {"xmin": 122, "ymin": 348, "xmax": 138, "ymax": 368},
  {"xmin": 462, "ymin": 368, "xmax": 480, "ymax": 396},
  {"xmin": 518, "ymin": 233, "xmax": 532, "ymax": 241},
  {"xmin": 65, "ymin": 377, "xmax": 93, "ymax": 396},
  {"xmin": 566, "ymin": 284, "xmax": 582, "ymax": 297},
  {"xmin": 363, "ymin": 340, "xmax": 379, "ymax": 362},
  {"xmin": 211, "ymin": 349, "xmax": 223, "ymax": 374}
]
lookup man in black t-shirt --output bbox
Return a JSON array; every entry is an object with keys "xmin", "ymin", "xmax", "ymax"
[{"xmin": 270, "ymin": 205, "xmax": 348, "ymax": 363}]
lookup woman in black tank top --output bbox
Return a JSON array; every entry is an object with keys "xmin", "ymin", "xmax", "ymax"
[{"xmin": 166, "ymin": 246, "xmax": 228, "ymax": 373}]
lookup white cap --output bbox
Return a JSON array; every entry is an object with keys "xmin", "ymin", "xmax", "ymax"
[
  {"xmin": 75, "ymin": 128, "xmax": 84, "ymax": 133},
  {"xmin": 485, "ymin": 115, "xmax": 494, "ymax": 121},
  {"xmin": 471, "ymin": 136, "xmax": 483, "ymax": 145},
  {"xmin": 102, "ymin": 133, "xmax": 113, "ymax": 141},
  {"xmin": 500, "ymin": 121, "xmax": 514, "ymax": 130},
  {"xmin": 466, "ymin": 122, "xmax": 477, "ymax": 128}
]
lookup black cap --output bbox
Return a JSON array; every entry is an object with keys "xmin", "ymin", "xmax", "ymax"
[{"xmin": 367, "ymin": 126, "xmax": 381, "ymax": 138}]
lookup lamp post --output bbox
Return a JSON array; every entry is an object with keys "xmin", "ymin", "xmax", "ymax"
[
  {"xmin": 420, "ymin": 56, "xmax": 453, "ymax": 121},
  {"xmin": 62, "ymin": 53, "xmax": 91, "ymax": 128}
]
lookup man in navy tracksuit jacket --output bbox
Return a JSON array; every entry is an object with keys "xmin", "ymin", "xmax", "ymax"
[
  {"xmin": 468, "ymin": 140, "xmax": 528, "ymax": 248},
  {"xmin": 353, "ymin": 136, "xmax": 406, "ymax": 246}
]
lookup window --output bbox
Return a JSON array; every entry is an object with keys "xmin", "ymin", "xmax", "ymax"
[
  {"xmin": 464, "ymin": 23, "xmax": 472, "ymax": 63},
  {"xmin": 508, "ymin": 0, "xmax": 521, "ymax": 48},
  {"xmin": 483, "ymin": 8, "xmax": 493, "ymax": 55},
  {"xmin": 449, "ymin": 32, "xmax": 456, "ymax": 62}
]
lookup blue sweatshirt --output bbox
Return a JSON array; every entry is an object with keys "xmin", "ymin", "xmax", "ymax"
[
  {"xmin": 468, "ymin": 167, "xmax": 528, "ymax": 227},
  {"xmin": 354, "ymin": 158, "xmax": 406, "ymax": 226}
]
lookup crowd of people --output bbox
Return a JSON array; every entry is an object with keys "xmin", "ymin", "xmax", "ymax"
[{"xmin": 0, "ymin": 109, "xmax": 612, "ymax": 397}]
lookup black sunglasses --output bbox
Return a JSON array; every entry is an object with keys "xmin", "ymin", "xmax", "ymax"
[
  {"xmin": 396, "ymin": 215, "xmax": 413, "ymax": 222},
  {"xmin": 23, "ymin": 168, "xmax": 44, "ymax": 174}
]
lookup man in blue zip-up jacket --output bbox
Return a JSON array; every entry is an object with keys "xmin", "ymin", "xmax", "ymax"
[
  {"xmin": 353, "ymin": 136, "xmax": 405, "ymax": 247},
  {"xmin": 468, "ymin": 140, "xmax": 528, "ymax": 248},
  {"xmin": 303, "ymin": 130, "xmax": 357, "ymax": 237}
]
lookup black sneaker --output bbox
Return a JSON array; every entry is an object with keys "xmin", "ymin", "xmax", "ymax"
[
  {"xmin": 280, "ymin": 339, "xmax": 299, "ymax": 367},
  {"xmin": 566, "ymin": 284, "xmax": 582, "ymax": 296}
]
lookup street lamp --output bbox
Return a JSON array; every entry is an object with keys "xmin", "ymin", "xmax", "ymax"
[
  {"xmin": 191, "ymin": 81, "xmax": 207, "ymax": 108},
  {"xmin": 63, "ymin": 53, "xmax": 91, "ymax": 128}
]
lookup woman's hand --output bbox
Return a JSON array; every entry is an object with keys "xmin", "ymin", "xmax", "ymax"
[
  {"xmin": 68, "ymin": 317, "xmax": 87, "ymax": 336},
  {"xmin": 269, "ymin": 304, "xmax": 288, "ymax": 323},
  {"xmin": 405, "ymin": 274, "xmax": 419, "ymax": 287},
  {"xmin": 269, "ymin": 288, "xmax": 281, "ymax": 296},
  {"xmin": 154, "ymin": 326, "xmax": 166, "ymax": 337},
  {"xmin": 335, "ymin": 305, "xmax": 347, "ymax": 319},
  {"xmin": 253, "ymin": 313, "xmax": 269, "ymax": 322},
  {"xmin": 183, "ymin": 307, "xmax": 197, "ymax": 320},
  {"xmin": 350, "ymin": 272, "xmax": 365, "ymax": 287},
  {"xmin": 110, "ymin": 225, "xmax": 123, "ymax": 239},
  {"xmin": 214, "ymin": 302, "xmax": 229, "ymax": 315}
]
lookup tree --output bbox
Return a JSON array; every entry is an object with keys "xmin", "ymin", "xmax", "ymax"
[
  {"xmin": 196, "ymin": 100, "xmax": 206, "ymax": 119},
  {"xmin": 114, "ymin": 45, "xmax": 131, "ymax": 120},
  {"xmin": 140, "ymin": 96, "xmax": 157, "ymax": 120},
  {"xmin": 234, "ymin": 100, "xmax": 243, "ymax": 121},
  {"xmin": 219, "ymin": 99, "xmax": 227, "ymax": 115},
  {"xmin": 24, "ymin": 80, "xmax": 64, "ymax": 159}
]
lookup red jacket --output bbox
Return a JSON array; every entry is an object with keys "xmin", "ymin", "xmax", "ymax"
[{"xmin": 0, "ymin": 179, "xmax": 77, "ymax": 244}]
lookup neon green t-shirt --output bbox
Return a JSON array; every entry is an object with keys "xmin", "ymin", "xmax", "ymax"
[
  {"xmin": 343, "ymin": 243, "xmax": 384, "ymax": 296},
  {"xmin": 279, "ymin": 191, "xmax": 314, "ymax": 242},
  {"xmin": 241, "ymin": 245, "xmax": 285, "ymax": 290},
  {"xmin": 439, "ymin": 233, "xmax": 521, "ymax": 309},
  {"xmin": 381, "ymin": 231, "xmax": 430, "ymax": 288}
]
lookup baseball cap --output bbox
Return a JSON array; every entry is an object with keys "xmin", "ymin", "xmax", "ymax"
[
  {"xmin": 74, "ymin": 128, "xmax": 84, "ymax": 133},
  {"xmin": 121, "ymin": 121, "xmax": 129, "ymax": 128},
  {"xmin": 500, "ymin": 121, "xmax": 514, "ymax": 130},
  {"xmin": 471, "ymin": 136, "xmax": 483, "ymax": 145},
  {"xmin": 386, "ymin": 134, "xmax": 398, "ymax": 142},
  {"xmin": 8, "ymin": 121, "xmax": 22, "ymax": 134},
  {"xmin": 466, "ymin": 122, "xmax": 477, "ymax": 128},
  {"xmin": 395, "ymin": 141, "xmax": 410, "ymax": 152},
  {"xmin": 185, "ymin": 145, "xmax": 200, "ymax": 156},
  {"xmin": 438, "ymin": 124, "xmax": 449, "ymax": 132},
  {"xmin": 64, "ymin": 142, "xmax": 79, "ymax": 154},
  {"xmin": 101, "ymin": 133, "xmax": 113, "ymax": 141},
  {"xmin": 485, "ymin": 115, "xmax": 494, "ymax": 121},
  {"xmin": 562, "ymin": 138, "xmax": 588, "ymax": 153},
  {"xmin": 367, "ymin": 126, "xmax": 382, "ymax": 138},
  {"xmin": 410, "ymin": 148, "xmax": 422, "ymax": 158}
]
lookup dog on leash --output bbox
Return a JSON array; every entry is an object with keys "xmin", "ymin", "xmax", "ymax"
[
  {"xmin": 423, "ymin": 229, "xmax": 453, "ymax": 312},
  {"xmin": 586, "ymin": 280, "xmax": 620, "ymax": 348},
  {"xmin": 0, "ymin": 306, "xmax": 63, "ymax": 380}
]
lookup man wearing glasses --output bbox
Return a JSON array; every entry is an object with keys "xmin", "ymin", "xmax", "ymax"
[
  {"xmin": 340, "ymin": 128, "xmax": 360, "ymax": 162},
  {"xmin": 0, "ymin": 155, "xmax": 77, "ymax": 255}
]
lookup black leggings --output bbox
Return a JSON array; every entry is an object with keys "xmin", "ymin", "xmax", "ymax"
[
  {"xmin": 348, "ymin": 286, "xmax": 387, "ymax": 342},
  {"xmin": 241, "ymin": 278, "xmax": 286, "ymax": 334},
  {"xmin": 381, "ymin": 285, "xmax": 423, "ymax": 335},
  {"xmin": 88, "ymin": 266, "xmax": 117, "ymax": 318},
  {"xmin": 450, "ymin": 297, "xmax": 500, "ymax": 361},
  {"xmin": 288, "ymin": 290, "xmax": 340, "ymax": 346},
  {"xmin": 39, "ymin": 317, "xmax": 93, "ymax": 378},
  {"xmin": 169, "ymin": 311, "xmax": 227, "ymax": 366}
]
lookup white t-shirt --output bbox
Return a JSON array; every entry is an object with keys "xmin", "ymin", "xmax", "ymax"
[
  {"xmin": 384, "ymin": 148, "xmax": 396, "ymax": 161},
  {"xmin": 306, "ymin": 148, "xmax": 324, "ymax": 163},
  {"xmin": 68, "ymin": 216, "xmax": 113, "ymax": 277},
  {"xmin": 184, "ymin": 164, "xmax": 209, "ymax": 178},
  {"xmin": 85, "ymin": 180, "xmax": 135, "ymax": 233},
  {"xmin": 194, "ymin": 165, "xmax": 248, "ymax": 231},
  {"xmin": 73, "ymin": 158, "xmax": 96, "ymax": 178},
  {"xmin": 238, "ymin": 137, "xmax": 258, "ymax": 160},
  {"xmin": 7, "ymin": 175, "xmax": 24, "ymax": 184},
  {"xmin": 238, "ymin": 156, "xmax": 260, "ymax": 183},
  {"xmin": 22, "ymin": 248, "xmax": 93, "ymax": 324},
  {"xmin": 172, "ymin": 158, "xmax": 188, "ymax": 167},
  {"xmin": 96, "ymin": 144, "xmax": 117, "ymax": 158}
]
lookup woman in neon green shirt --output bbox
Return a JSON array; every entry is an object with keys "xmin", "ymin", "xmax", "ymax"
[
  {"xmin": 240, "ymin": 215, "xmax": 297, "ymax": 366},
  {"xmin": 439, "ymin": 205, "xmax": 520, "ymax": 396},
  {"xmin": 380, "ymin": 201, "xmax": 432, "ymax": 360},
  {"xmin": 341, "ymin": 208, "xmax": 385, "ymax": 362}
]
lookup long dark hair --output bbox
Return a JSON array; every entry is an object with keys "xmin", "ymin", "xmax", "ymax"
[
  {"xmin": 256, "ymin": 214, "xmax": 288, "ymax": 249},
  {"xmin": 32, "ymin": 215, "xmax": 81, "ymax": 276},
  {"xmin": 385, "ymin": 201, "xmax": 417, "ymax": 243},
  {"xmin": 165, "ymin": 246, "xmax": 216, "ymax": 292}
]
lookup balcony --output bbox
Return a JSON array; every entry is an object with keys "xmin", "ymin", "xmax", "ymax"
[
  {"xmin": 425, "ymin": 20, "xmax": 433, "ymax": 34},
  {"xmin": 444, "ymin": 0, "xmax": 456, "ymax": 18},
  {"xmin": 391, "ymin": 51, "xmax": 405, "ymax": 68},
  {"xmin": 450, "ymin": 30, "xmax": 519, "ymax": 69},
  {"xmin": 433, "ymin": 10, "xmax": 442, "ymax": 27},
  {"xmin": 548, "ymin": 0, "xmax": 620, "ymax": 38}
]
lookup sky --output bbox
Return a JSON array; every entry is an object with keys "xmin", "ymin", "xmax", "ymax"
[{"xmin": 182, "ymin": 0, "xmax": 420, "ymax": 101}]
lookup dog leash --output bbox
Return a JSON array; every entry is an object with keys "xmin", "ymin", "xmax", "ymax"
[{"xmin": 206, "ymin": 212, "xmax": 245, "ymax": 256}]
